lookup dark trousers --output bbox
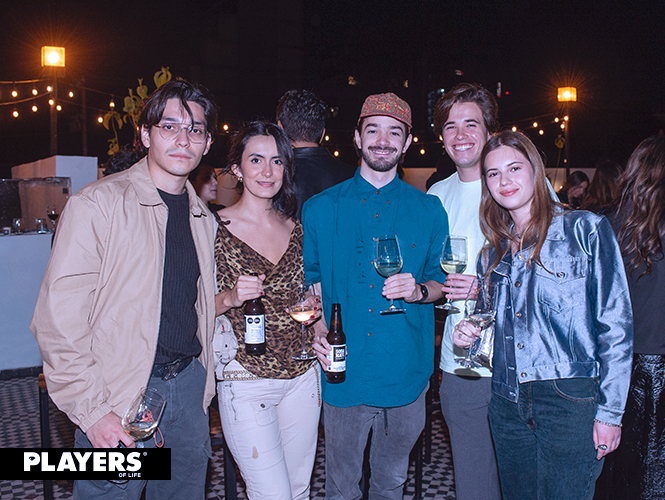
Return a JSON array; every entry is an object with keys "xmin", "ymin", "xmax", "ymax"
[
  {"xmin": 488, "ymin": 378, "xmax": 603, "ymax": 500},
  {"xmin": 73, "ymin": 359, "xmax": 211, "ymax": 500},
  {"xmin": 323, "ymin": 386, "xmax": 427, "ymax": 500}
]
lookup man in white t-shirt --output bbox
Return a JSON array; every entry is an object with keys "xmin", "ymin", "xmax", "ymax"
[{"xmin": 427, "ymin": 83, "xmax": 501, "ymax": 500}]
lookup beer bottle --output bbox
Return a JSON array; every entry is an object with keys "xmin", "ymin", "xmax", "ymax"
[
  {"xmin": 243, "ymin": 276, "xmax": 266, "ymax": 355},
  {"xmin": 326, "ymin": 303, "xmax": 346, "ymax": 383}
]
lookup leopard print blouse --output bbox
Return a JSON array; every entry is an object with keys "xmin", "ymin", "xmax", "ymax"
[{"xmin": 214, "ymin": 219, "xmax": 315, "ymax": 379}]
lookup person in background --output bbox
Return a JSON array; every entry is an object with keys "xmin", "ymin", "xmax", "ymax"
[
  {"xmin": 594, "ymin": 135, "xmax": 665, "ymax": 500},
  {"xmin": 102, "ymin": 146, "xmax": 144, "ymax": 176},
  {"xmin": 455, "ymin": 130, "xmax": 633, "ymax": 500},
  {"xmin": 189, "ymin": 162, "xmax": 224, "ymax": 211},
  {"xmin": 427, "ymin": 82, "xmax": 502, "ymax": 500},
  {"xmin": 214, "ymin": 121, "xmax": 322, "ymax": 500},
  {"xmin": 31, "ymin": 80, "xmax": 219, "ymax": 499},
  {"xmin": 305, "ymin": 93, "xmax": 448, "ymax": 499},
  {"xmin": 276, "ymin": 89, "xmax": 355, "ymax": 220},
  {"xmin": 557, "ymin": 170, "xmax": 589, "ymax": 208},
  {"xmin": 579, "ymin": 159, "xmax": 623, "ymax": 214}
]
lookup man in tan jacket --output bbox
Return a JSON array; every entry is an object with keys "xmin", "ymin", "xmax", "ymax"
[{"xmin": 31, "ymin": 80, "xmax": 218, "ymax": 499}]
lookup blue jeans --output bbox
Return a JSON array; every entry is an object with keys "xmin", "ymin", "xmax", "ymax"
[
  {"xmin": 73, "ymin": 359, "xmax": 212, "ymax": 500},
  {"xmin": 488, "ymin": 378, "xmax": 604, "ymax": 500},
  {"xmin": 323, "ymin": 386, "xmax": 426, "ymax": 500}
]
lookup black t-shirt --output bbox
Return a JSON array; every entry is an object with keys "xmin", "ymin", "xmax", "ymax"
[{"xmin": 154, "ymin": 189, "xmax": 202, "ymax": 364}]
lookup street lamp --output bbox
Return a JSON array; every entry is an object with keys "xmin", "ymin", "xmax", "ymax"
[
  {"xmin": 557, "ymin": 87, "xmax": 577, "ymax": 175},
  {"xmin": 42, "ymin": 46, "xmax": 65, "ymax": 156}
]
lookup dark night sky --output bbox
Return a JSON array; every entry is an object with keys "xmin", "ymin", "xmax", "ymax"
[{"xmin": 0, "ymin": 0, "xmax": 663, "ymax": 177}]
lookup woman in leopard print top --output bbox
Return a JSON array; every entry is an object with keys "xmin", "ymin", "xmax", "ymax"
[{"xmin": 213, "ymin": 121, "xmax": 321, "ymax": 500}]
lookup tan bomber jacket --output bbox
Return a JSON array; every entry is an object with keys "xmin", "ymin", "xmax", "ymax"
[{"xmin": 30, "ymin": 157, "xmax": 217, "ymax": 432}]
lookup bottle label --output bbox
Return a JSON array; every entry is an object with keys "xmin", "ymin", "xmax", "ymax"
[
  {"xmin": 327, "ymin": 344, "xmax": 346, "ymax": 372},
  {"xmin": 244, "ymin": 314, "xmax": 265, "ymax": 344}
]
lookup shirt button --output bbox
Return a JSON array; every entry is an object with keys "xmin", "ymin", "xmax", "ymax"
[
  {"xmin": 376, "ymin": 190, "xmax": 381, "ymax": 195},
  {"xmin": 387, "ymin": 200, "xmax": 391, "ymax": 204},
  {"xmin": 516, "ymin": 311, "xmax": 523, "ymax": 318},
  {"xmin": 520, "ymin": 372, "xmax": 527, "ymax": 378},
  {"xmin": 375, "ymin": 213, "xmax": 379, "ymax": 218},
  {"xmin": 557, "ymin": 272, "xmax": 565, "ymax": 278},
  {"xmin": 412, "ymin": 244, "xmax": 416, "ymax": 248},
  {"xmin": 368, "ymin": 332, "xmax": 372, "ymax": 337},
  {"xmin": 370, "ymin": 284, "xmax": 375, "ymax": 289},
  {"xmin": 517, "ymin": 342, "xmax": 524, "ymax": 349},
  {"xmin": 363, "ymin": 199, "xmax": 367, "ymax": 203},
  {"xmin": 369, "ymin": 308, "xmax": 373, "ymax": 313},
  {"xmin": 515, "ymin": 281, "xmax": 521, "ymax": 288}
]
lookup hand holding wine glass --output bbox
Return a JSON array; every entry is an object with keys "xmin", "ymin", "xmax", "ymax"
[
  {"xmin": 373, "ymin": 235, "xmax": 406, "ymax": 315},
  {"xmin": 287, "ymin": 280, "xmax": 319, "ymax": 360},
  {"xmin": 455, "ymin": 277, "xmax": 497, "ymax": 368},
  {"xmin": 121, "ymin": 387, "xmax": 166, "ymax": 443},
  {"xmin": 437, "ymin": 235, "xmax": 468, "ymax": 312}
]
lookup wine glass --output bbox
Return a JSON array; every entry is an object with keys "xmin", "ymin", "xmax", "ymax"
[
  {"xmin": 121, "ymin": 387, "xmax": 166, "ymax": 443},
  {"xmin": 288, "ymin": 280, "xmax": 317, "ymax": 360},
  {"xmin": 373, "ymin": 235, "xmax": 406, "ymax": 315},
  {"xmin": 47, "ymin": 206, "xmax": 59, "ymax": 229},
  {"xmin": 437, "ymin": 235, "xmax": 468, "ymax": 313},
  {"xmin": 456, "ymin": 278, "xmax": 497, "ymax": 368}
]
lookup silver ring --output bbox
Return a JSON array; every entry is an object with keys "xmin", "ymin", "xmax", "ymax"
[{"xmin": 598, "ymin": 444, "xmax": 608, "ymax": 451}]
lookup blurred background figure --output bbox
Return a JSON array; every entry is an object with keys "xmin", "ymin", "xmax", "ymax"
[
  {"xmin": 276, "ymin": 89, "xmax": 355, "ymax": 220},
  {"xmin": 189, "ymin": 162, "xmax": 224, "ymax": 211},
  {"xmin": 557, "ymin": 170, "xmax": 590, "ymax": 208},
  {"xmin": 595, "ymin": 135, "xmax": 665, "ymax": 500},
  {"xmin": 580, "ymin": 160, "xmax": 623, "ymax": 214},
  {"xmin": 102, "ymin": 146, "xmax": 144, "ymax": 176}
]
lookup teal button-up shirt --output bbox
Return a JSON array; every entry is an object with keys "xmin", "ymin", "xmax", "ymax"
[{"xmin": 303, "ymin": 170, "xmax": 449, "ymax": 408}]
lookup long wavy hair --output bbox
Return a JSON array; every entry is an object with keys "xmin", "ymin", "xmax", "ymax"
[
  {"xmin": 579, "ymin": 159, "xmax": 623, "ymax": 212},
  {"xmin": 479, "ymin": 130, "xmax": 557, "ymax": 275},
  {"xmin": 224, "ymin": 121, "xmax": 297, "ymax": 219},
  {"xmin": 615, "ymin": 135, "xmax": 665, "ymax": 276}
]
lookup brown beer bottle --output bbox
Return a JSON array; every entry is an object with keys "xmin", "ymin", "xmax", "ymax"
[
  {"xmin": 243, "ymin": 280, "xmax": 266, "ymax": 354},
  {"xmin": 326, "ymin": 303, "xmax": 346, "ymax": 383}
]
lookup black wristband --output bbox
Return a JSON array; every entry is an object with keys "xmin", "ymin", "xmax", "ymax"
[{"xmin": 417, "ymin": 283, "xmax": 429, "ymax": 303}]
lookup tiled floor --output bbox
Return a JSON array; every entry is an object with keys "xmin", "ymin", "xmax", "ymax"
[{"xmin": 1, "ymin": 375, "xmax": 456, "ymax": 499}]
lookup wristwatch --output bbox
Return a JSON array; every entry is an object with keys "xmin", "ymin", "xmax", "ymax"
[{"xmin": 418, "ymin": 283, "xmax": 429, "ymax": 303}]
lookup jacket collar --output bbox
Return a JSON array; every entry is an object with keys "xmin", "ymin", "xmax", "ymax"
[
  {"xmin": 493, "ymin": 206, "xmax": 567, "ymax": 278},
  {"xmin": 128, "ymin": 156, "xmax": 207, "ymax": 217}
]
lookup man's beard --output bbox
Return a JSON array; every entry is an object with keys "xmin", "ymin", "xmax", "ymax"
[{"xmin": 361, "ymin": 146, "xmax": 401, "ymax": 172}]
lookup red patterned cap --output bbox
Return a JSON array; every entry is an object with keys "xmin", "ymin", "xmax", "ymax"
[{"xmin": 358, "ymin": 93, "xmax": 412, "ymax": 130}]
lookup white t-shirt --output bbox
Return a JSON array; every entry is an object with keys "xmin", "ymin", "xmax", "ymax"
[{"xmin": 427, "ymin": 173, "xmax": 492, "ymax": 377}]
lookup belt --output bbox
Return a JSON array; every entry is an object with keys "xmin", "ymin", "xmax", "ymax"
[{"xmin": 152, "ymin": 356, "xmax": 194, "ymax": 381}]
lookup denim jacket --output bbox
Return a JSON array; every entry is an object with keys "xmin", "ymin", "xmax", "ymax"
[{"xmin": 481, "ymin": 208, "xmax": 633, "ymax": 426}]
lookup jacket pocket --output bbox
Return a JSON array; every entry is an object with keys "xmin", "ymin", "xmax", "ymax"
[{"xmin": 536, "ymin": 257, "xmax": 587, "ymax": 312}]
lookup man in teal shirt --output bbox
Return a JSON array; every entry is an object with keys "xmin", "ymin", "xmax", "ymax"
[{"xmin": 303, "ymin": 93, "xmax": 448, "ymax": 499}]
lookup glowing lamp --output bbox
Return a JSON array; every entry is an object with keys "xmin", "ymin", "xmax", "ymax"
[
  {"xmin": 41, "ymin": 46, "xmax": 65, "ymax": 67},
  {"xmin": 557, "ymin": 87, "xmax": 577, "ymax": 102}
]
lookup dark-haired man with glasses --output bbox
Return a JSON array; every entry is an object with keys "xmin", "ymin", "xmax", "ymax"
[{"xmin": 31, "ymin": 80, "xmax": 219, "ymax": 499}]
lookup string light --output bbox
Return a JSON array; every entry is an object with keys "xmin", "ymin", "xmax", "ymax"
[
  {"xmin": 32, "ymin": 88, "xmax": 38, "ymax": 95},
  {"xmin": 32, "ymin": 105, "xmax": 38, "ymax": 112},
  {"xmin": 12, "ymin": 109, "xmax": 19, "ymax": 118},
  {"xmin": 12, "ymin": 90, "xmax": 18, "ymax": 98}
]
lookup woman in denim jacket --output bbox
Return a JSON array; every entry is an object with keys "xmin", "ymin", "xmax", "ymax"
[{"xmin": 454, "ymin": 131, "xmax": 633, "ymax": 500}]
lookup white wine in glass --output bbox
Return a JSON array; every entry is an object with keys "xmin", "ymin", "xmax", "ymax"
[
  {"xmin": 121, "ymin": 387, "xmax": 166, "ymax": 442},
  {"xmin": 374, "ymin": 235, "xmax": 406, "ymax": 315},
  {"xmin": 437, "ymin": 235, "xmax": 468, "ymax": 313},
  {"xmin": 288, "ymin": 280, "xmax": 317, "ymax": 360}
]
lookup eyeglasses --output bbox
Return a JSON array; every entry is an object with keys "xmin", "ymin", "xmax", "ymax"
[{"xmin": 153, "ymin": 122, "xmax": 209, "ymax": 144}]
